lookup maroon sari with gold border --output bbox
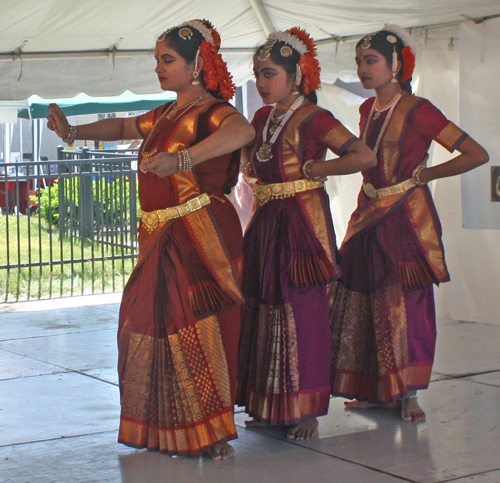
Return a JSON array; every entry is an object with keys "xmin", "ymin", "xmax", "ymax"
[
  {"xmin": 117, "ymin": 100, "xmax": 244, "ymax": 455},
  {"xmin": 330, "ymin": 95, "xmax": 467, "ymax": 403},
  {"xmin": 237, "ymin": 101, "xmax": 357, "ymax": 424}
]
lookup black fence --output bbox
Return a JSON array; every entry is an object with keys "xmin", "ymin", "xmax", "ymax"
[{"xmin": 0, "ymin": 148, "xmax": 139, "ymax": 302}]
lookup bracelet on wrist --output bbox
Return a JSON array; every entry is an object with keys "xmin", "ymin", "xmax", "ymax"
[
  {"xmin": 302, "ymin": 159, "xmax": 322, "ymax": 181},
  {"xmin": 177, "ymin": 149, "xmax": 192, "ymax": 173},
  {"xmin": 412, "ymin": 165, "xmax": 427, "ymax": 186},
  {"xmin": 62, "ymin": 125, "xmax": 77, "ymax": 145}
]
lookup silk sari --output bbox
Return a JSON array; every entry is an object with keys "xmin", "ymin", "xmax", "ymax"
[
  {"xmin": 330, "ymin": 95, "xmax": 467, "ymax": 403},
  {"xmin": 237, "ymin": 101, "xmax": 356, "ymax": 424},
  {"xmin": 118, "ymin": 100, "xmax": 244, "ymax": 455}
]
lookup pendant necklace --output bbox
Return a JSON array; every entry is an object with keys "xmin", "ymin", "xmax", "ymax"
[
  {"xmin": 256, "ymin": 96, "xmax": 305, "ymax": 162},
  {"xmin": 270, "ymin": 113, "xmax": 286, "ymax": 134}
]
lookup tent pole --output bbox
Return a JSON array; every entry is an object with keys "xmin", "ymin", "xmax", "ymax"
[{"xmin": 248, "ymin": 0, "xmax": 274, "ymax": 37}]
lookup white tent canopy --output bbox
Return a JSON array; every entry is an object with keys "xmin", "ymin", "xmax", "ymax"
[{"xmin": 1, "ymin": 0, "xmax": 500, "ymax": 99}]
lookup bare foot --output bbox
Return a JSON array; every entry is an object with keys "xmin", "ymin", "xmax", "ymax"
[
  {"xmin": 207, "ymin": 442, "xmax": 235, "ymax": 461},
  {"xmin": 344, "ymin": 400, "xmax": 387, "ymax": 409},
  {"xmin": 401, "ymin": 395, "xmax": 426, "ymax": 422},
  {"xmin": 287, "ymin": 418, "xmax": 319, "ymax": 441}
]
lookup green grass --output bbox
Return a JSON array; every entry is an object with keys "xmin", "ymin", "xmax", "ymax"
[{"xmin": 0, "ymin": 214, "xmax": 137, "ymax": 303}]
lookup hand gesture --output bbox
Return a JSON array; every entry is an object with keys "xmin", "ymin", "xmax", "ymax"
[
  {"xmin": 47, "ymin": 104, "xmax": 70, "ymax": 139},
  {"xmin": 140, "ymin": 152, "xmax": 179, "ymax": 178}
]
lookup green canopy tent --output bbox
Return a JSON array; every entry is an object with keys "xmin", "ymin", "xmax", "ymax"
[
  {"xmin": 5, "ymin": 90, "xmax": 176, "ymax": 165},
  {"xmin": 17, "ymin": 90, "xmax": 175, "ymax": 119}
]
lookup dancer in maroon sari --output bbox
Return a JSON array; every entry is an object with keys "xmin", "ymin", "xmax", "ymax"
[
  {"xmin": 236, "ymin": 28, "xmax": 375, "ymax": 440},
  {"xmin": 329, "ymin": 25, "xmax": 489, "ymax": 422},
  {"xmin": 48, "ymin": 19, "xmax": 254, "ymax": 460}
]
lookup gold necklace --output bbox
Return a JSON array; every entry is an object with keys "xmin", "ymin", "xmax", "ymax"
[
  {"xmin": 373, "ymin": 90, "xmax": 402, "ymax": 120},
  {"xmin": 141, "ymin": 92, "xmax": 209, "ymax": 161}
]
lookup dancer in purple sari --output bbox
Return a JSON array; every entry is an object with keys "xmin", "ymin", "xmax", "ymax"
[
  {"xmin": 236, "ymin": 28, "xmax": 375, "ymax": 440},
  {"xmin": 330, "ymin": 25, "xmax": 489, "ymax": 422}
]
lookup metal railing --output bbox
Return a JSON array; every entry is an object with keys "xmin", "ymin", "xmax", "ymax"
[{"xmin": 0, "ymin": 148, "xmax": 139, "ymax": 302}]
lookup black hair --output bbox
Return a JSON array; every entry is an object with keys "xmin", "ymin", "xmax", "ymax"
[
  {"xmin": 356, "ymin": 30, "xmax": 413, "ymax": 93},
  {"xmin": 255, "ymin": 41, "xmax": 318, "ymax": 104},
  {"xmin": 160, "ymin": 25, "xmax": 223, "ymax": 99}
]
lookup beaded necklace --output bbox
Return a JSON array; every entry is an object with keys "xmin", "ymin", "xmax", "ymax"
[{"xmin": 372, "ymin": 90, "xmax": 402, "ymax": 120}]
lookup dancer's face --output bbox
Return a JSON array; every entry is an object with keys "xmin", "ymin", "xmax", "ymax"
[
  {"xmin": 155, "ymin": 40, "xmax": 195, "ymax": 93},
  {"xmin": 253, "ymin": 57, "xmax": 295, "ymax": 106},
  {"xmin": 355, "ymin": 47, "xmax": 394, "ymax": 90}
]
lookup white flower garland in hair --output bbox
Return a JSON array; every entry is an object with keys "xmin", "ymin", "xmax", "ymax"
[
  {"xmin": 181, "ymin": 20, "xmax": 215, "ymax": 45},
  {"xmin": 268, "ymin": 31, "xmax": 308, "ymax": 55},
  {"xmin": 383, "ymin": 24, "xmax": 417, "ymax": 54}
]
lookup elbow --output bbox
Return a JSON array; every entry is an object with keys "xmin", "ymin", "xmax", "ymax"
[
  {"xmin": 244, "ymin": 124, "xmax": 255, "ymax": 145},
  {"xmin": 478, "ymin": 146, "xmax": 489, "ymax": 166}
]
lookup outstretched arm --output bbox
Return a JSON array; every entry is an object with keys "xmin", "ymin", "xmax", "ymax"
[
  {"xmin": 416, "ymin": 136, "xmax": 489, "ymax": 184},
  {"xmin": 307, "ymin": 140, "xmax": 376, "ymax": 179},
  {"xmin": 141, "ymin": 112, "xmax": 255, "ymax": 178},
  {"xmin": 47, "ymin": 104, "xmax": 142, "ymax": 141}
]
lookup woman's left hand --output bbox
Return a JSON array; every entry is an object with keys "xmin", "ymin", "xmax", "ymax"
[{"xmin": 140, "ymin": 152, "xmax": 178, "ymax": 178}]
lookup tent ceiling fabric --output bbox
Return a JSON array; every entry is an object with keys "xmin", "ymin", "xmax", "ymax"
[{"xmin": 1, "ymin": 0, "xmax": 500, "ymax": 100}]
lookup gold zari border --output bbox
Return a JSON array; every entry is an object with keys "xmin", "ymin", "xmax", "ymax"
[
  {"xmin": 435, "ymin": 122, "xmax": 467, "ymax": 152},
  {"xmin": 119, "ymin": 316, "xmax": 236, "ymax": 454}
]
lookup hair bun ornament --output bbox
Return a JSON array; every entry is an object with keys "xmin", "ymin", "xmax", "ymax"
[
  {"xmin": 201, "ymin": 19, "xmax": 221, "ymax": 49},
  {"xmin": 287, "ymin": 27, "xmax": 321, "ymax": 95},
  {"xmin": 400, "ymin": 46, "xmax": 415, "ymax": 82},
  {"xmin": 199, "ymin": 41, "xmax": 236, "ymax": 100},
  {"xmin": 190, "ymin": 18, "xmax": 236, "ymax": 101}
]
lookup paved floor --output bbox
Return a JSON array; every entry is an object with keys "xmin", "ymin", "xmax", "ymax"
[{"xmin": 1, "ymin": 294, "xmax": 499, "ymax": 483}]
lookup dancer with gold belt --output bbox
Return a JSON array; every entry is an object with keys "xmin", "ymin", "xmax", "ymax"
[
  {"xmin": 236, "ymin": 28, "xmax": 375, "ymax": 440},
  {"xmin": 329, "ymin": 25, "xmax": 488, "ymax": 422},
  {"xmin": 48, "ymin": 19, "xmax": 254, "ymax": 460}
]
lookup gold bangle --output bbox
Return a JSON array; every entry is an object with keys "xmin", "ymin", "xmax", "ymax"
[
  {"xmin": 302, "ymin": 159, "xmax": 322, "ymax": 181},
  {"xmin": 412, "ymin": 165, "xmax": 427, "ymax": 186}
]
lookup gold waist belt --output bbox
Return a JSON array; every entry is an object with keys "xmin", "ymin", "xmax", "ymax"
[
  {"xmin": 140, "ymin": 192, "xmax": 211, "ymax": 232},
  {"xmin": 362, "ymin": 178, "xmax": 416, "ymax": 199},
  {"xmin": 253, "ymin": 179, "xmax": 324, "ymax": 206}
]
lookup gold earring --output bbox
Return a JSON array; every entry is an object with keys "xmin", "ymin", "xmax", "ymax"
[
  {"xmin": 391, "ymin": 46, "xmax": 398, "ymax": 83},
  {"xmin": 292, "ymin": 64, "xmax": 302, "ymax": 94},
  {"xmin": 191, "ymin": 47, "xmax": 201, "ymax": 85}
]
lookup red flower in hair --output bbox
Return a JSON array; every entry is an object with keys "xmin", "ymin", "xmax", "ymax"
[
  {"xmin": 299, "ymin": 55, "xmax": 321, "ymax": 95},
  {"xmin": 287, "ymin": 27, "xmax": 321, "ymax": 95},
  {"xmin": 401, "ymin": 46, "xmax": 415, "ymax": 82},
  {"xmin": 288, "ymin": 27, "xmax": 317, "ymax": 57},
  {"xmin": 199, "ymin": 41, "xmax": 236, "ymax": 101}
]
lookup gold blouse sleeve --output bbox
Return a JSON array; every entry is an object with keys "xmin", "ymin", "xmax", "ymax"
[
  {"xmin": 207, "ymin": 103, "xmax": 240, "ymax": 133},
  {"xmin": 435, "ymin": 121, "xmax": 469, "ymax": 152}
]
